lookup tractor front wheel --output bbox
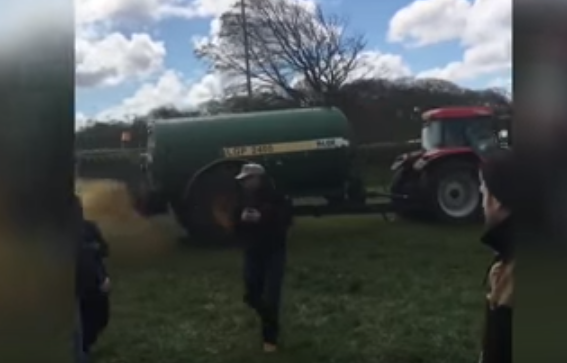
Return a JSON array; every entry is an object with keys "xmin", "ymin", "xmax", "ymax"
[{"xmin": 424, "ymin": 161, "xmax": 481, "ymax": 223}]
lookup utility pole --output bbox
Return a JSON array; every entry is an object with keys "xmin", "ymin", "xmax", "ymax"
[{"xmin": 240, "ymin": 0, "xmax": 253, "ymax": 100}]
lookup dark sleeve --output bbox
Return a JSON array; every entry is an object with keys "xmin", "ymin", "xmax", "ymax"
[
  {"xmin": 282, "ymin": 194, "xmax": 294, "ymax": 227},
  {"xmin": 232, "ymin": 200, "xmax": 245, "ymax": 234},
  {"xmin": 91, "ymin": 223, "xmax": 109, "ymax": 258},
  {"xmin": 89, "ymin": 222, "xmax": 110, "ymax": 279},
  {"xmin": 260, "ymin": 190, "xmax": 293, "ymax": 228},
  {"xmin": 97, "ymin": 261, "xmax": 109, "ymax": 282},
  {"xmin": 76, "ymin": 242, "xmax": 100, "ymax": 298}
]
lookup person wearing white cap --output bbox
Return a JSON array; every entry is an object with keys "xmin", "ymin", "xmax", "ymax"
[
  {"xmin": 232, "ymin": 163, "xmax": 293, "ymax": 353},
  {"xmin": 235, "ymin": 162, "xmax": 267, "ymax": 182}
]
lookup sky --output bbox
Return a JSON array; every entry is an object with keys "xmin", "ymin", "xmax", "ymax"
[{"xmin": 75, "ymin": 0, "xmax": 512, "ymax": 127}]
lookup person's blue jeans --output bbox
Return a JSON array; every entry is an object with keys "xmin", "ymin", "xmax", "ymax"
[{"xmin": 243, "ymin": 239, "xmax": 286, "ymax": 345}]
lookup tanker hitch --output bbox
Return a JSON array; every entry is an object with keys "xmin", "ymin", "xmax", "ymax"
[
  {"xmin": 293, "ymin": 202, "xmax": 395, "ymax": 219},
  {"xmin": 366, "ymin": 191, "xmax": 409, "ymax": 201},
  {"xmin": 292, "ymin": 190, "xmax": 409, "ymax": 221}
]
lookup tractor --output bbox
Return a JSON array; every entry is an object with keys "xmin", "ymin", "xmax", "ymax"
[{"xmin": 390, "ymin": 106, "xmax": 510, "ymax": 223}]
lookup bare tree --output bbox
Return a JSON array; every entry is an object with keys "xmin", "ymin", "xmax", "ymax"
[
  {"xmin": 195, "ymin": 0, "xmax": 366, "ymax": 104},
  {"xmin": 147, "ymin": 105, "xmax": 198, "ymax": 120},
  {"xmin": 486, "ymin": 87, "xmax": 512, "ymax": 102}
]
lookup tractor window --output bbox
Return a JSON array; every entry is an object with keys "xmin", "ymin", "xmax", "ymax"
[
  {"xmin": 421, "ymin": 121, "xmax": 442, "ymax": 150},
  {"xmin": 440, "ymin": 120, "xmax": 469, "ymax": 146},
  {"xmin": 442, "ymin": 116, "xmax": 499, "ymax": 149},
  {"xmin": 422, "ymin": 116, "xmax": 501, "ymax": 152},
  {"xmin": 464, "ymin": 117, "xmax": 501, "ymax": 153}
]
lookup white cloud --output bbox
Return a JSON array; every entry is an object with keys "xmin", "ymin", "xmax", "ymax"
[
  {"xmin": 487, "ymin": 76, "xmax": 512, "ymax": 92},
  {"xmin": 176, "ymin": 0, "xmax": 241, "ymax": 18},
  {"xmin": 75, "ymin": 112, "xmax": 88, "ymax": 130},
  {"xmin": 76, "ymin": 0, "xmax": 451, "ymax": 121},
  {"xmin": 387, "ymin": 0, "xmax": 470, "ymax": 47},
  {"xmin": 81, "ymin": 0, "xmax": 416, "ymax": 119},
  {"xmin": 76, "ymin": 32, "xmax": 166, "ymax": 88},
  {"xmin": 388, "ymin": 0, "xmax": 511, "ymax": 82},
  {"xmin": 417, "ymin": 37, "xmax": 511, "ymax": 81},
  {"xmin": 349, "ymin": 51, "xmax": 412, "ymax": 81},
  {"xmin": 74, "ymin": 0, "xmax": 236, "ymax": 89},
  {"xmin": 95, "ymin": 70, "xmax": 225, "ymax": 120},
  {"xmin": 75, "ymin": 0, "xmax": 236, "ymax": 27},
  {"xmin": 73, "ymin": 0, "xmax": 251, "ymax": 90}
]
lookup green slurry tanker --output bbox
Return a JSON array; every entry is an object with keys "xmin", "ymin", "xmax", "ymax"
[{"xmin": 76, "ymin": 106, "xmax": 509, "ymax": 241}]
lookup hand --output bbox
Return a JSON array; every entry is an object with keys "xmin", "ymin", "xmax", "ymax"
[
  {"xmin": 100, "ymin": 277, "xmax": 111, "ymax": 293},
  {"xmin": 487, "ymin": 261, "xmax": 514, "ymax": 308},
  {"xmin": 241, "ymin": 208, "xmax": 261, "ymax": 222}
]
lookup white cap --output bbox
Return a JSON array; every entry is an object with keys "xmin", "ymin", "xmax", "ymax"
[{"xmin": 235, "ymin": 163, "xmax": 265, "ymax": 180}]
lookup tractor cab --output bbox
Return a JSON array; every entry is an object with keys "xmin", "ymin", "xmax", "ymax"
[
  {"xmin": 390, "ymin": 106, "xmax": 510, "ymax": 223},
  {"xmin": 420, "ymin": 106, "xmax": 505, "ymax": 155}
]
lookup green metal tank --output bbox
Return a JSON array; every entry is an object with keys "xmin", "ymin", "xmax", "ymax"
[
  {"xmin": 148, "ymin": 107, "xmax": 353, "ymax": 201},
  {"xmin": 135, "ymin": 107, "xmax": 354, "ymax": 241}
]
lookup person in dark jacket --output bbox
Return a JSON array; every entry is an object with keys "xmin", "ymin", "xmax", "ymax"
[
  {"xmin": 79, "ymin": 219, "xmax": 111, "ymax": 355},
  {"xmin": 232, "ymin": 163, "xmax": 293, "ymax": 353},
  {"xmin": 73, "ymin": 196, "xmax": 98, "ymax": 363},
  {"xmin": 478, "ymin": 150, "xmax": 517, "ymax": 363}
]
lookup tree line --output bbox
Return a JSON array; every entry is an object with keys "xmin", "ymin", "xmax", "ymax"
[{"xmin": 77, "ymin": 0, "xmax": 511, "ymax": 150}]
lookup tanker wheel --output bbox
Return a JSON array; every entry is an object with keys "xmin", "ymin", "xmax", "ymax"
[
  {"xmin": 425, "ymin": 161, "xmax": 481, "ymax": 223},
  {"xmin": 182, "ymin": 162, "xmax": 244, "ymax": 245}
]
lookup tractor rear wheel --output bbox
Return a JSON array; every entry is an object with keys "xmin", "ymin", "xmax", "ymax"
[{"xmin": 424, "ymin": 161, "xmax": 481, "ymax": 223}]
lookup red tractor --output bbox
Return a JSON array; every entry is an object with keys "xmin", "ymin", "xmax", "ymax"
[{"xmin": 390, "ymin": 106, "xmax": 510, "ymax": 223}]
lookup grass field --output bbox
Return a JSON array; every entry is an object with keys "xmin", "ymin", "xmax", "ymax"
[{"xmin": 79, "ymin": 181, "xmax": 489, "ymax": 363}]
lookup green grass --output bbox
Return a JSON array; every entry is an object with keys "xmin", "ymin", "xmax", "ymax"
[{"xmin": 93, "ymin": 217, "xmax": 488, "ymax": 363}]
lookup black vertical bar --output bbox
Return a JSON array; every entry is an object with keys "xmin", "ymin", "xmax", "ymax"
[
  {"xmin": 0, "ymin": 3, "xmax": 76, "ymax": 363},
  {"xmin": 514, "ymin": 1, "xmax": 567, "ymax": 363}
]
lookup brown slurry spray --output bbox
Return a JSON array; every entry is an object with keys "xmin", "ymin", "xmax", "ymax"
[{"xmin": 76, "ymin": 179, "xmax": 181, "ymax": 265}]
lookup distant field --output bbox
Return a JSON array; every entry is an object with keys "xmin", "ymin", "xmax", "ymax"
[{"xmin": 78, "ymin": 180, "xmax": 488, "ymax": 363}]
